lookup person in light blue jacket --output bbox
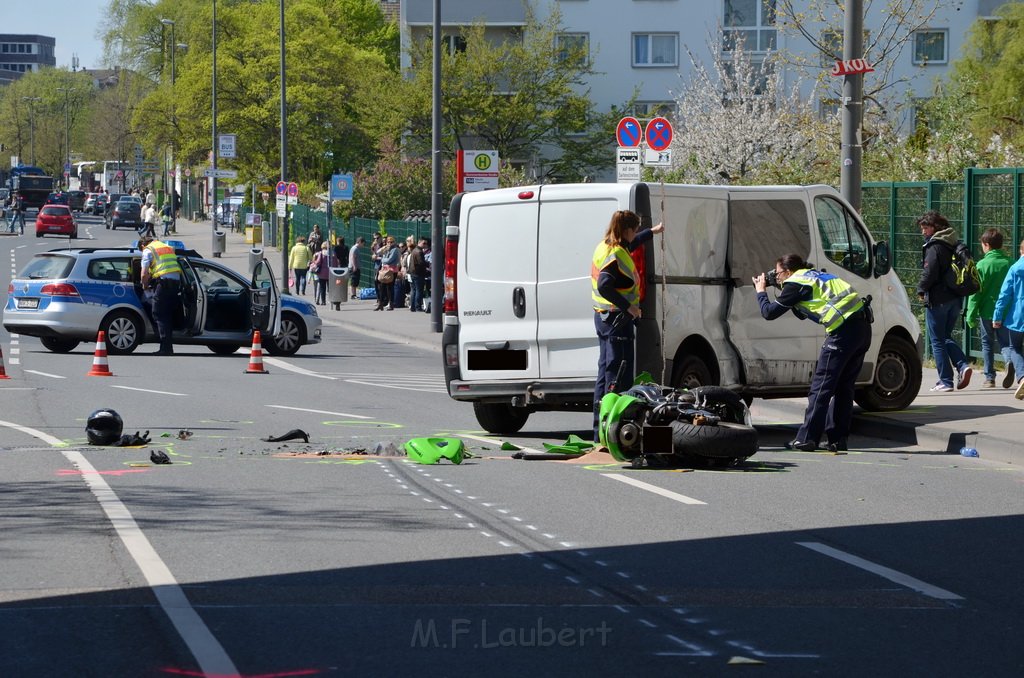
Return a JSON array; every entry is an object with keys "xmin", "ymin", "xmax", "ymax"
[{"xmin": 993, "ymin": 237, "xmax": 1024, "ymax": 399}]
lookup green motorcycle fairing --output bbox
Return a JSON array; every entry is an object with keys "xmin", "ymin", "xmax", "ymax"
[
  {"xmin": 598, "ymin": 391, "xmax": 643, "ymax": 462},
  {"xmin": 404, "ymin": 437, "xmax": 465, "ymax": 465}
]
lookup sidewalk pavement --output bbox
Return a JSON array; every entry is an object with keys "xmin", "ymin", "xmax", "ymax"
[{"xmin": 169, "ymin": 216, "xmax": 1024, "ymax": 467}]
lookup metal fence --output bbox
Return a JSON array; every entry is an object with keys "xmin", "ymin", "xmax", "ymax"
[{"xmin": 862, "ymin": 167, "xmax": 1024, "ymax": 361}]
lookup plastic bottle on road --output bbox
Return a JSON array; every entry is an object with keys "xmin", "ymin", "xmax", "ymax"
[{"xmin": 959, "ymin": 446, "xmax": 979, "ymax": 457}]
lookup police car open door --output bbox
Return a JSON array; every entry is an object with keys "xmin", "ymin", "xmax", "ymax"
[{"xmin": 250, "ymin": 259, "xmax": 281, "ymax": 338}]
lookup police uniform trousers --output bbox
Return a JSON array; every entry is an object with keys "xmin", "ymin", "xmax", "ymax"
[
  {"xmin": 797, "ymin": 310, "xmax": 872, "ymax": 446},
  {"xmin": 152, "ymin": 277, "xmax": 181, "ymax": 353},
  {"xmin": 593, "ymin": 311, "xmax": 635, "ymax": 440}
]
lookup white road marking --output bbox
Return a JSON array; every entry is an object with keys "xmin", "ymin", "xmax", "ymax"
[
  {"xmin": 262, "ymin": 357, "xmax": 337, "ymax": 379},
  {"xmin": 602, "ymin": 473, "xmax": 707, "ymax": 505},
  {"xmin": 0, "ymin": 420, "xmax": 66, "ymax": 446},
  {"xmin": 266, "ymin": 404, "xmax": 370, "ymax": 420},
  {"xmin": 24, "ymin": 370, "xmax": 66, "ymax": 379},
  {"xmin": 344, "ymin": 378, "xmax": 444, "ymax": 393},
  {"xmin": 62, "ymin": 449, "xmax": 238, "ymax": 676},
  {"xmin": 796, "ymin": 541, "xmax": 964, "ymax": 600},
  {"xmin": 110, "ymin": 385, "xmax": 186, "ymax": 396}
]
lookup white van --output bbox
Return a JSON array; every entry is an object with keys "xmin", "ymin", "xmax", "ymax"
[{"xmin": 441, "ymin": 182, "xmax": 923, "ymax": 433}]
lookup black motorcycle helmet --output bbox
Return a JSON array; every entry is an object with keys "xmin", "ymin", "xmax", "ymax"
[{"xmin": 86, "ymin": 409, "xmax": 123, "ymax": 445}]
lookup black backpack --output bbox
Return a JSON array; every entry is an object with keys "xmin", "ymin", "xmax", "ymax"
[{"xmin": 946, "ymin": 241, "xmax": 980, "ymax": 297}]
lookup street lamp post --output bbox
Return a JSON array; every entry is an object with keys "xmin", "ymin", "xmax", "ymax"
[
  {"xmin": 161, "ymin": 18, "xmax": 181, "ymax": 233},
  {"xmin": 21, "ymin": 97, "xmax": 41, "ymax": 166},
  {"xmin": 279, "ymin": 0, "xmax": 290, "ymax": 292},
  {"xmin": 211, "ymin": 0, "xmax": 220, "ymax": 256},
  {"xmin": 55, "ymin": 88, "xmax": 73, "ymax": 188}
]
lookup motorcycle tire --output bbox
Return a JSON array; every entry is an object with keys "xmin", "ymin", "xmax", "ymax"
[{"xmin": 670, "ymin": 420, "xmax": 758, "ymax": 459}]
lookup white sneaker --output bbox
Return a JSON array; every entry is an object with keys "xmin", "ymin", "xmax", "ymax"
[
  {"xmin": 956, "ymin": 366, "xmax": 973, "ymax": 390},
  {"xmin": 930, "ymin": 383, "xmax": 953, "ymax": 392},
  {"xmin": 1015, "ymin": 379, "xmax": 1024, "ymax": 401}
]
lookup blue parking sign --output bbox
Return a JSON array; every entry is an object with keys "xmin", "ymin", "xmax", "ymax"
[{"xmin": 330, "ymin": 174, "xmax": 354, "ymax": 201}]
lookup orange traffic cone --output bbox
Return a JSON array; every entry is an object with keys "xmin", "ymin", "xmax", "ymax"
[
  {"xmin": 244, "ymin": 330, "xmax": 269, "ymax": 374},
  {"xmin": 0, "ymin": 343, "xmax": 10, "ymax": 379},
  {"xmin": 87, "ymin": 331, "xmax": 114, "ymax": 377}
]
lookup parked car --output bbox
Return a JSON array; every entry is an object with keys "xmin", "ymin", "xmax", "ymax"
[
  {"xmin": 35, "ymin": 205, "xmax": 77, "ymax": 239},
  {"xmin": 84, "ymin": 193, "xmax": 99, "ymax": 212},
  {"xmin": 3, "ymin": 247, "xmax": 321, "ymax": 356},
  {"xmin": 67, "ymin": 190, "xmax": 87, "ymax": 211},
  {"xmin": 109, "ymin": 199, "xmax": 142, "ymax": 230}
]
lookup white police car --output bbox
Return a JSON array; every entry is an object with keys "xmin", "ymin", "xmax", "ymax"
[{"xmin": 3, "ymin": 246, "xmax": 321, "ymax": 355}]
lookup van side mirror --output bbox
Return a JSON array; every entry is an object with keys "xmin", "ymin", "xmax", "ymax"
[{"xmin": 873, "ymin": 242, "xmax": 891, "ymax": 276}]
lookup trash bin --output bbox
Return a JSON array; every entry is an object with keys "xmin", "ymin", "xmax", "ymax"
[
  {"xmin": 212, "ymin": 230, "xmax": 226, "ymax": 258},
  {"xmin": 248, "ymin": 247, "xmax": 264, "ymax": 276},
  {"xmin": 328, "ymin": 267, "xmax": 350, "ymax": 310}
]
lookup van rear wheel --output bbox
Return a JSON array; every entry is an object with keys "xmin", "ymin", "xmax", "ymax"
[
  {"xmin": 473, "ymin": 403, "xmax": 529, "ymax": 434},
  {"xmin": 672, "ymin": 355, "xmax": 713, "ymax": 390}
]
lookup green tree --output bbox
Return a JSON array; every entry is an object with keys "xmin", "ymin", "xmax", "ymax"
[
  {"xmin": 399, "ymin": 5, "xmax": 612, "ymax": 181},
  {"xmin": 949, "ymin": 3, "xmax": 1024, "ymax": 150}
]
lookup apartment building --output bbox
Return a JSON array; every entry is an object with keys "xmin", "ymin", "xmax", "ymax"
[
  {"xmin": 0, "ymin": 34, "xmax": 56, "ymax": 84},
  {"xmin": 400, "ymin": 1, "xmax": 1014, "ymax": 136}
]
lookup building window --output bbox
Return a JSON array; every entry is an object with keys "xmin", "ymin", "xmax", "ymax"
[
  {"xmin": 631, "ymin": 102, "xmax": 674, "ymax": 119},
  {"xmin": 819, "ymin": 28, "xmax": 842, "ymax": 67},
  {"xmin": 819, "ymin": 98, "xmax": 841, "ymax": 119},
  {"xmin": 556, "ymin": 33, "xmax": 589, "ymax": 63},
  {"xmin": 913, "ymin": 30, "xmax": 947, "ymax": 65},
  {"xmin": 723, "ymin": 0, "xmax": 777, "ymax": 52},
  {"xmin": 633, "ymin": 33, "xmax": 678, "ymax": 67},
  {"xmin": 442, "ymin": 34, "xmax": 467, "ymax": 55}
]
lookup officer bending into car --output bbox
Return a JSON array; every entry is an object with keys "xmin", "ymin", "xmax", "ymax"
[
  {"xmin": 752, "ymin": 253, "xmax": 872, "ymax": 453},
  {"xmin": 591, "ymin": 210, "xmax": 664, "ymax": 442},
  {"xmin": 139, "ymin": 235, "xmax": 182, "ymax": 356}
]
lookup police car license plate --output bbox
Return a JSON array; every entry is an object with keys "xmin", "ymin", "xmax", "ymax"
[{"xmin": 17, "ymin": 298, "xmax": 39, "ymax": 309}]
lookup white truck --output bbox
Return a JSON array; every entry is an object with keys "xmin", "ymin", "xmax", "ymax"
[{"xmin": 441, "ymin": 182, "xmax": 923, "ymax": 433}]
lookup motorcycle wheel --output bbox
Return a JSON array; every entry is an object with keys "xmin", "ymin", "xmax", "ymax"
[{"xmin": 670, "ymin": 420, "xmax": 758, "ymax": 460}]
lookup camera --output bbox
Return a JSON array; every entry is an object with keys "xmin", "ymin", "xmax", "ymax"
[{"xmin": 765, "ymin": 270, "xmax": 779, "ymax": 288}]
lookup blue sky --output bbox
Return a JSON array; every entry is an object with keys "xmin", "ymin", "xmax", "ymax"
[{"xmin": 6, "ymin": 0, "xmax": 109, "ymax": 71}]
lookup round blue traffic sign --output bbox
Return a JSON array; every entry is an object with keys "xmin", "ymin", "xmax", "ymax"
[
  {"xmin": 616, "ymin": 117, "xmax": 642, "ymax": 148},
  {"xmin": 276, "ymin": 181, "xmax": 287, "ymax": 196},
  {"xmin": 645, "ymin": 117, "xmax": 673, "ymax": 152},
  {"xmin": 287, "ymin": 182, "xmax": 299, "ymax": 197}
]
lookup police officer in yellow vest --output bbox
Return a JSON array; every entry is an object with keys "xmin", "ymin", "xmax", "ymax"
[
  {"xmin": 140, "ymin": 234, "xmax": 183, "ymax": 356},
  {"xmin": 753, "ymin": 253, "xmax": 872, "ymax": 452},
  {"xmin": 591, "ymin": 210, "xmax": 664, "ymax": 441}
]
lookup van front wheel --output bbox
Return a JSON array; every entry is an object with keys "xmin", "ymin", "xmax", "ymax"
[
  {"xmin": 854, "ymin": 335, "xmax": 922, "ymax": 411},
  {"xmin": 473, "ymin": 403, "xmax": 529, "ymax": 434}
]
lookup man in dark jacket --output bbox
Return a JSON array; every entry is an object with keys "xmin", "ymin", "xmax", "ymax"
[
  {"xmin": 916, "ymin": 210, "xmax": 973, "ymax": 391},
  {"xmin": 407, "ymin": 237, "xmax": 428, "ymax": 312}
]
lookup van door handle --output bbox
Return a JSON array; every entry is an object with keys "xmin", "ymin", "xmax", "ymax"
[{"xmin": 512, "ymin": 287, "xmax": 526, "ymax": 318}]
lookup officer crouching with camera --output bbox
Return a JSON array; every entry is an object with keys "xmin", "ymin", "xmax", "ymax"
[{"xmin": 752, "ymin": 253, "xmax": 872, "ymax": 453}]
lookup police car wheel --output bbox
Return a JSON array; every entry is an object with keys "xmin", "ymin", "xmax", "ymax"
[{"xmin": 40, "ymin": 337, "xmax": 80, "ymax": 353}]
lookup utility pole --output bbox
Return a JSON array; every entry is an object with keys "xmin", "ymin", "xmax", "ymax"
[
  {"xmin": 840, "ymin": 0, "xmax": 864, "ymax": 212},
  {"xmin": 21, "ymin": 97, "xmax": 41, "ymax": 166},
  {"xmin": 430, "ymin": 0, "xmax": 442, "ymax": 333},
  {"xmin": 161, "ymin": 18, "xmax": 184, "ymax": 234},
  {"xmin": 56, "ymin": 88, "xmax": 73, "ymax": 188}
]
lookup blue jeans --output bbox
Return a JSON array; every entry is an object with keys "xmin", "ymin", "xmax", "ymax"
[
  {"xmin": 979, "ymin": 318, "xmax": 1011, "ymax": 381},
  {"xmin": 8, "ymin": 211, "xmax": 25, "ymax": 234},
  {"xmin": 410, "ymin": 275, "xmax": 425, "ymax": 311},
  {"xmin": 1006, "ymin": 329, "xmax": 1024, "ymax": 383},
  {"xmin": 925, "ymin": 298, "xmax": 969, "ymax": 387}
]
